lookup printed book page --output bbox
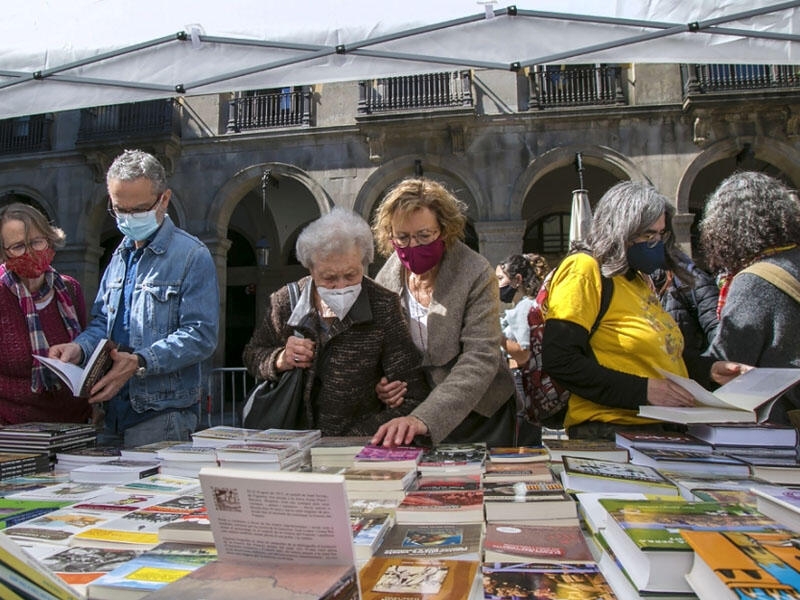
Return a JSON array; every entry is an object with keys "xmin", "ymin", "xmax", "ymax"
[{"xmin": 35, "ymin": 338, "xmax": 115, "ymax": 397}]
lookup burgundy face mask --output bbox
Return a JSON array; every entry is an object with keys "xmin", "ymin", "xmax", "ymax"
[
  {"xmin": 393, "ymin": 238, "xmax": 445, "ymax": 275},
  {"xmin": 5, "ymin": 247, "xmax": 55, "ymax": 279}
]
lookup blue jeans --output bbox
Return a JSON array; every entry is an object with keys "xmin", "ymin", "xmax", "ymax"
[{"xmin": 97, "ymin": 408, "xmax": 198, "ymax": 449}]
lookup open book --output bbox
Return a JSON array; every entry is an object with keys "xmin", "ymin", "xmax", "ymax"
[
  {"xmin": 35, "ymin": 338, "xmax": 116, "ymax": 398},
  {"xmin": 638, "ymin": 368, "xmax": 800, "ymax": 424}
]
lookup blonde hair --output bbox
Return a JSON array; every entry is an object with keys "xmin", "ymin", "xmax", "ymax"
[
  {"xmin": 0, "ymin": 202, "xmax": 65, "ymax": 261},
  {"xmin": 372, "ymin": 178, "xmax": 467, "ymax": 257}
]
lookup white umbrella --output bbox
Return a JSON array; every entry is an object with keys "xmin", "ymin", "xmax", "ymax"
[{"xmin": 570, "ymin": 188, "xmax": 592, "ymax": 245}]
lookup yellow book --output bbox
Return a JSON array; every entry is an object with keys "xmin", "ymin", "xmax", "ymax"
[{"xmin": 0, "ymin": 533, "xmax": 81, "ymax": 600}]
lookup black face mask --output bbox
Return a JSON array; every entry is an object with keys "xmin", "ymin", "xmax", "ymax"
[{"xmin": 499, "ymin": 284, "xmax": 516, "ymax": 303}]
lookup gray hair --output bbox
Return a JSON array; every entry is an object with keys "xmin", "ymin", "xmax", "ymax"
[
  {"xmin": 587, "ymin": 180, "xmax": 685, "ymax": 278},
  {"xmin": 296, "ymin": 207, "xmax": 375, "ymax": 270},
  {"xmin": 106, "ymin": 150, "xmax": 168, "ymax": 195},
  {"xmin": 700, "ymin": 171, "xmax": 800, "ymax": 273}
]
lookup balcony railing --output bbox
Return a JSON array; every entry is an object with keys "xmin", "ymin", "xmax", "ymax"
[
  {"xmin": 683, "ymin": 64, "xmax": 800, "ymax": 94},
  {"xmin": 529, "ymin": 65, "xmax": 624, "ymax": 110},
  {"xmin": 358, "ymin": 71, "xmax": 473, "ymax": 114},
  {"xmin": 77, "ymin": 99, "xmax": 179, "ymax": 143},
  {"xmin": 0, "ymin": 115, "xmax": 52, "ymax": 155},
  {"xmin": 226, "ymin": 88, "xmax": 312, "ymax": 132}
]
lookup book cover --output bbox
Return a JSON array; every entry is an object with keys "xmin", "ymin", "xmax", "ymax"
[
  {"xmin": 416, "ymin": 474, "xmax": 481, "ymax": 492},
  {"xmin": 68, "ymin": 459, "xmax": 161, "ymax": 484},
  {"xmin": 482, "ymin": 460, "xmax": 554, "ymax": 483},
  {"xmin": 119, "ymin": 440, "xmax": 184, "ymax": 462},
  {"xmin": 358, "ymin": 556, "xmax": 479, "ymax": 600},
  {"xmin": 0, "ymin": 531, "xmax": 83, "ymax": 600},
  {"xmin": 417, "ymin": 443, "xmax": 487, "ymax": 474},
  {"xmin": 246, "ymin": 429, "xmax": 322, "ymax": 449},
  {"xmin": 136, "ymin": 560, "xmax": 359, "ymax": 600},
  {"xmin": 614, "ymin": 429, "xmax": 712, "ymax": 453},
  {"xmin": 0, "ymin": 498, "xmax": 70, "ymax": 529},
  {"xmin": 560, "ymin": 455, "xmax": 679, "ymax": 495},
  {"xmin": 70, "ymin": 491, "xmax": 172, "ymax": 514},
  {"xmin": 342, "ymin": 466, "xmax": 418, "ymax": 491},
  {"xmin": 39, "ymin": 545, "xmax": 140, "ymax": 593},
  {"xmin": 199, "ymin": 467, "xmax": 355, "ymax": 565},
  {"xmin": 115, "ymin": 474, "xmax": 201, "ymax": 496},
  {"xmin": 482, "ymin": 562, "xmax": 616, "ymax": 600},
  {"xmin": 543, "ymin": 438, "xmax": 629, "ymax": 463},
  {"xmin": 190, "ymin": 425, "xmax": 262, "ymax": 448},
  {"xmin": 627, "ymin": 446, "xmax": 751, "ymax": 477},
  {"xmin": 34, "ymin": 338, "xmax": 116, "ymax": 398},
  {"xmin": 375, "ymin": 522, "xmax": 484, "ymax": 561},
  {"xmin": 351, "ymin": 511, "xmax": 393, "ymax": 560},
  {"xmin": 353, "ymin": 445, "xmax": 424, "ymax": 469},
  {"xmin": 6, "ymin": 482, "xmax": 108, "ymax": 502},
  {"xmin": 487, "ymin": 446, "xmax": 550, "ymax": 463},
  {"xmin": 482, "ymin": 480, "xmax": 577, "ymax": 522},
  {"xmin": 687, "ymin": 421, "xmax": 799, "ymax": 447},
  {"xmin": 728, "ymin": 454, "xmax": 800, "ymax": 485},
  {"xmin": 639, "ymin": 367, "xmax": 800, "ymax": 424},
  {"xmin": 157, "ymin": 509, "xmax": 212, "ymax": 545},
  {"xmin": 4, "ymin": 508, "xmax": 112, "ymax": 545},
  {"xmin": 395, "ymin": 490, "xmax": 484, "ymax": 525},
  {"xmin": 213, "ymin": 442, "xmax": 299, "ymax": 463},
  {"xmin": 70, "ymin": 509, "xmax": 187, "ymax": 549},
  {"xmin": 751, "ymin": 486, "xmax": 800, "ymax": 531},
  {"xmin": 483, "ymin": 523, "xmax": 594, "ymax": 563}
]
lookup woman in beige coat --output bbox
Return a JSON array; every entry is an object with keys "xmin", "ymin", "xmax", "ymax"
[{"xmin": 371, "ymin": 178, "xmax": 516, "ymax": 447}]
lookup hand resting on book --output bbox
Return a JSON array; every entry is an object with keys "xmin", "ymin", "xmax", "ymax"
[{"xmin": 646, "ymin": 361, "xmax": 753, "ymax": 407}]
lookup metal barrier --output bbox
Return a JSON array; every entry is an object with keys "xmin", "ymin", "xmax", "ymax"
[{"xmin": 202, "ymin": 367, "xmax": 258, "ymax": 429}]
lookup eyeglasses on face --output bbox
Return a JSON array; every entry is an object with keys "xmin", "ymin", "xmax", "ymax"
[
  {"xmin": 4, "ymin": 237, "xmax": 49, "ymax": 258},
  {"xmin": 641, "ymin": 229, "xmax": 671, "ymax": 248},
  {"xmin": 107, "ymin": 194, "xmax": 163, "ymax": 219},
  {"xmin": 391, "ymin": 229, "xmax": 440, "ymax": 249}
]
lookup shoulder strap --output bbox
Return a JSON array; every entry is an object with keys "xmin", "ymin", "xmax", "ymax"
[
  {"xmin": 287, "ymin": 281, "xmax": 300, "ymax": 310},
  {"xmin": 740, "ymin": 262, "xmax": 800, "ymax": 305},
  {"xmin": 589, "ymin": 275, "xmax": 613, "ymax": 336}
]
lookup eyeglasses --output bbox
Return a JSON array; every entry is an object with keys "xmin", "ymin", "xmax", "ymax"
[
  {"xmin": 641, "ymin": 229, "xmax": 671, "ymax": 248},
  {"xmin": 107, "ymin": 194, "xmax": 162, "ymax": 219},
  {"xmin": 391, "ymin": 229, "xmax": 440, "ymax": 249},
  {"xmin": 4, "ymin": 237, "xmax": 49, "ymax": 258}
]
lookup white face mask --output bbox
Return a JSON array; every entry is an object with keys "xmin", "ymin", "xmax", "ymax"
[{"xmin": 316, "ymin": 282, "xmax": 362, "ymax": 320}]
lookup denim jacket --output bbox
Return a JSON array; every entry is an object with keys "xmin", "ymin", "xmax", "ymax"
[{"xmin": 76, "ymin": 217, "xmax": 219, "ymax": 413}]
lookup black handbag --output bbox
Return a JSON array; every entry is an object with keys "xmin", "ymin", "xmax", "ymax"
[{"xmin": 241, "ymin": 282, "xmax": 306, "ymax": 430}]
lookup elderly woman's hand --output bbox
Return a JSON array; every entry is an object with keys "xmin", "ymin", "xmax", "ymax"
[
  {"xmin": 276, "ymin": 335, "xmax": 316, "ymax": 371},
  {"xmin": 371, "ymin": 415, "xmax": 428, "ymax": 447},
  {"xmin": 646, "ymin": 377, "xmax": 697, "ymax": 407},
  {"xmin": 376, "ymin": 377, "xmax": 406, "ymax": 408}
]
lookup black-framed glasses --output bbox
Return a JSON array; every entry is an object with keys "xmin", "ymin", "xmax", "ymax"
[
  {"xmin": 107, "ymin": 194, "xmax": 163, "ymax": 219},
  {"xmin": 641, "ymin": 229, "xmax": 671, "ymax": 248},
  {"xmin": 4, "ymin": 237, "xmax": 49, "ymax": 258},
  {"xmin": 391, "ymin": 229, "xmax": 440, "ymax": 248}
]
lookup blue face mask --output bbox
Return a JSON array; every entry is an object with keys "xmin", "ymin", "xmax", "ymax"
[
  {"xmin": 116, "ymin": 208, "xmax": 161, "ymax": 241},
  {"xmin": 626, "ymin": 241, "xmax": 666, "ymax": 274}
]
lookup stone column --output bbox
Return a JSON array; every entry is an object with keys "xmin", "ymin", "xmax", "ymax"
[
  {"xmin": 199, "ymin": 235, "xmax": 232, "ymax": 369},
  {"xmin": 474, "ymin": 220, "xmax": 527, "ymax": 267},
  {"xmin": 672, "ymin": 212, "xmax": 695, "ymax": 258}
]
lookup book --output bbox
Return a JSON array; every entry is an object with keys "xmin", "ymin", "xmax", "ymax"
[
  {"xmin": 5, "ymin": 481, "xmax": 108, "ymax": 502},
  {"xmin": 213, "ymin": 442, "xmax": 300, "ymax": 464},
  {"xmin": 119, "ymin": 440, "xmax": 184, "ymax": 462},
  {"xmin": 0, "ymin": 532, "xmax": 83, "ymax": 600},
  {"xmin": 4, "ymin": 508, "xmax": 112, "ymax": 545},
  {"xmin": 0, "ymin": 498, "xmax": 70, "ymax": 529},
  {"xmin": 198, "ymin": 467, "xmax": 355, "ymax": 565},
  {"xmin": 246, "ymin": 428, "xmax": 322, "ymax": 450},
  {"xmin": 34, "ymin": 338, "xmax": 116, "ymax": 398},
  {"xmin": 416, "ymin": 443, "xmax": 487, "ymax": 475},
  {"xmin": 157, "ymin": 509, "xmax": 213, "ymax": 545},
  {"xmin": 627, "ymin": 446, "xmax": 751, "ymax": 477},
  {"xmin": 599, "ymin": 498, "xmax": 785, "ymax": 593},
  {"xmin": 352, "ymin": 445, "xmax": 424, "ymax": 471},
  {"xmin": 70, "ymin": 508, "xmax": 188, "ymax": 550},
  {"xmin": 0, "ymin": 452, "xmax": 50, "ymax": 478},
  {"xmin": 639, "ymin": 367, "xmax": 800, "ymax": 424},
  {"xmin": 482, "ymin": 562, "xmax": 617, "ymax": 600},
  {"xmin": 687, "ymin": 421, "xmax": 800, "ymax": 447},
  {"xmin": 483, "ymin": 522, "xmax": 594, "ymax": 563},
  {"xmin": 134, "ymin": 560, "xmax": 359, "ymax": 600},
  {"xmin": 727, "ymin": 454, "xmax": 800, "ymax": 485},
  {"xmin": 190, "ymin": 425, "xmax": 262, "ymax": 448},
  {"xmin": 375, "ymin": 522, "xmax": 484, "ymax": 561},
  {"xmin": 482, "ymin": 480, "xmax": 578, "ymax": 522},
  {"xmin": 68, "ymin": 459, "xmax": 160, "ymax": 484},
  {"xmin": 351, "ymin": 511, "xmax": 393, "ymax": 561},
  {"xmin": 751, "ymin": 486, "xmax": 800, "ymax": 531},
  {"xmin": 69, "ymin": 491, "xmax": 172, "ymax": 514},
  {"xmin": 543, "ymin": 438, "xmax": 629, "ymax": 463},
  {"xmin": 415, "ymin": 474, "xmax": 481, "ymax": 492},
  {"xmin": 39, "ymin": 546, "xmax": 140, "ymax": 595},
  {"xmin": 487, "ymin": 446, "xmax": 550, "ymax": 463},
  {"xmin": 682, "ymin": 529, "xmax": 800, "ymax": 600},
  {"xmin": 614, "ymin": 429, "xmax": 712, "ymax": 453},
  {"xmin": 86, "ymin": 541, "xmax": 218, "ymax": 599},
  {"xmin": 115, "ymin": 473, "xmax": 201, "ymax": 496},
  {"xmin": 482, "ymin": 460, "xmax": 554, "ymax": 483},
  {"xmin": 559, "ymin": 455, "xmax": 679, "ymax": 496},
  {"xmin": 341, "ymin": 466, "xmax": 418, "ymax": 491},
  {"xmin": 310, "ymin": 436, "xmax": 371, "ymax": 469},
  {"xmin": 358, "ymin": 556, "xmax": 480, "ymax": 600},
  {"xmin": 395, "ymin": 490, "xmax": 484, "ymax": 525}
]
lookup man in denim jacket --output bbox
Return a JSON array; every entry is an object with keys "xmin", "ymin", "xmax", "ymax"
[{"xmin": 51, "ymin": 150, "xmax": 219, "ymax": 447}]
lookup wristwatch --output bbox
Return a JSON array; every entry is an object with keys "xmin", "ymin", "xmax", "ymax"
[{"xmin": 134, "ymin": 353, "xmax": 147, "ymax": 378}]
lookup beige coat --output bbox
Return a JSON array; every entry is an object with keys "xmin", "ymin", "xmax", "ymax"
[{"xmin": 375, "ymin": 241, "xmax": 514, "ymax": 443}]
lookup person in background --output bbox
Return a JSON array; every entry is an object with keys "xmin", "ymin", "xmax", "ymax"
[
  {"xmin": 242, "ymin": 208, "xmax": 429, "ymax": 435},
  {"xmin": 50, "ymin": 150, "xmax": 219, "ymax": 447},
  {"xmin": 651, "ymin": 250, "xmax": 719, "ymax": 365},
  {"xmin": 370, "ymin": 178, "xmax": 516, "ymax": 447},
  {"xmin": 542, "ymin": 180, "xmax": 744, "ymax": 440},
  {"xmin": 700, "ymin": 171, "xmax": 800, "ymax": 424},
  {"xmin": 0, "ymin": 203, "xmax": 90, "ymax": 425}
]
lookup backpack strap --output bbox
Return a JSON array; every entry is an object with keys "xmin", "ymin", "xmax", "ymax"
[
  {"xmin": 287, "ymin": 281, "xmax": 304, "ymax": 338},
  {"xmin": 739, "ymin": 262, "xmax": 800, "ymax": 305},
  {"xmin": 589, "ymin": 275, "xmax": 614, "ymax": 336}
]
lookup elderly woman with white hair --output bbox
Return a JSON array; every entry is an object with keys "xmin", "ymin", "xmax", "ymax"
[{"xmin": 242, "ymin": 207, "xmax": 429, "ymax": 436}]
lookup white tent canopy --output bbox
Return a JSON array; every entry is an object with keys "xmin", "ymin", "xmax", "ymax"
[{"xmin": 1, "ymin": 0, "xmax": 800, "ymax": 119}]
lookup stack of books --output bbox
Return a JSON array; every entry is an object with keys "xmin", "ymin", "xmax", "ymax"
[
  {"xmin": 156, "ymin": 444, "xmax": 218, "ymax": 477},
  {"xmin": 214, "ymin": 442, "xmax": 305, "ymax": 471},
  {"xmin": 560, "ymin": 455, "xmax": 680, "ymax": 496},
  {"xmin": 190, "ymin": 425, "xmax": 262, "ymax": 448},
  {"xmin": 374, "ymin": 521, "xmax": 484, "ymax": 562},
  {"xmin": 310, "ymin": 436, "xmax": 371, "ymax": 469},
  {"xmin": 417, "ymin": 443, "xmax": 487, "ymax": 477},
  {"xmin": 352, "ymin": 444, "xmax": 424, "ymax": 472},
  {"xmin": 0, "ymin": 423, "xmax": 96, "ymax": 468},
  {"xmin": 341, "ymin": 465, "xmax": 419, "ymax": 503},
  {"xmin": 483, "ymin": 521, "xmax": 594, "ymax": 563},
  {"xmin": 67, "ymin": 459, "xmax": 161, "ymax": 485},
  {"xmin": 394, "ymin": 489, "xmax": 484, "ymax": 525},
  {"xmin": 53, "ymin": 446, "xmax": 120, "ymax": 473},
  {"xmin": 483, "ymin": 479, "xmax": 577, "ymax": 523},
  {"xmin": 350, "ymin": 509, "xmax": 394, "ymax": 562},
  {"xmin": 0, "ymin": 451, "xmax": 50, "ymax": 480}
]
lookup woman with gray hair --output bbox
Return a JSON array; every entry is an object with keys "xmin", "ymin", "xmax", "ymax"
[
  {"xmin": 242, "ymin": 207, "xmax": 429, "ymax": 435},
  {"xmin": 701, "ymin": 171, "xmax": 800, "ymax": 424},
  {"xmin": 542, "ymin": 180, "xmax": 743, "ymax": 439}
]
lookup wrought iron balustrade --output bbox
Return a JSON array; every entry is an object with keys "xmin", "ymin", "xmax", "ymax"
[
  {"xmin": 529, "ymin": 65, "xmax": 624, "ymax": 110},
  {"xmin": 0, "ymin": 114, "xmax": 52, "ymax": 155},
  {"xmin": 78, "ymin": 99, "xmax": 179, "ymax": 142},
  {"xmin": 359, "ymin": 71, "xmax": 473, "ymax": 114},
  {"xmin": 683, "ymin": 63, "xmax": 800, "ymax": 94},
  {"xmin": 227, "ymin": 88, "xmax": 312, "ymax": 132}
]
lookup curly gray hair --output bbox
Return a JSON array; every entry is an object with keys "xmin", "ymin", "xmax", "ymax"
[
  {"xmin": 587, "ymin": 180, "xmax": 687, "ymax": 279},
  {"xmin": 106, "ymin": 150, "xmax": 168, "ymax": 195},
  {"xmin": 700, "ymin": 171, "xmax": 800, "ymax": 273},
  {"xmin": 296, "ymin": 207, "xmax": 375, "ymax": 270}
]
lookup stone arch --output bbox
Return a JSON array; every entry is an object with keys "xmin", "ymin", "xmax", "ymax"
[
  {"xmin": 510, "ymin": 145, "xmax": 645, "ymax": 218},
  {"xmin": 0, "ymin": 185, "xmax": 54, "ymax": 220},
  {"xmin": 354, "ymin": 155, "xmax": 486, "ymax": 221}
]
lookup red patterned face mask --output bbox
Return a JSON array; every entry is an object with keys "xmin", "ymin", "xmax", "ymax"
[{"xmin": 5, "ymin": 247, "xmax": 55, "ymax": 279}]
